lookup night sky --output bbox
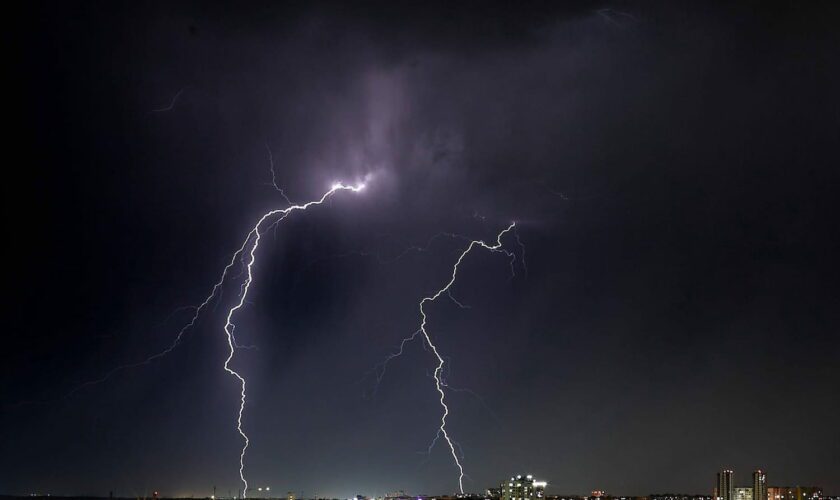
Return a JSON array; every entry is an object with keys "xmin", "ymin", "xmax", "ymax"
[{"xmin": 3, "ymin": 1, "xmax": 839, "ymax": 498}]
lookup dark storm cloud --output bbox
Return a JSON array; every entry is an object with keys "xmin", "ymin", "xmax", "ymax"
[{"xmin": 4, "ymin": 1, "xmax": 839, "ymax": 498}]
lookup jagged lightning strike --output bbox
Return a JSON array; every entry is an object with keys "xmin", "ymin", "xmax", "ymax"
[
  {"xmin": 31, "ymin": 180, "xmax": 367, "ymax": 496},
  {"xmin": 18, "ymin": 211, "xmax": 265, "ymax": 406},
  {"xmin": 380, "ymin": 222, "xmax": 518, "ymax": 493},
  {"xmin": 220, "ymin": 181, "xmax": 366, "ymax": 497},
  {"xmin": 18, "ymin": 164, "xmax": 514, "ymax": 496}
]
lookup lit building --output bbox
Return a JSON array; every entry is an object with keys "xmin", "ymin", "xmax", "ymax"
[
  {"xmin": 753, "ymin": 471, "xmax": 767, "ymax": 500},
  {"xmin": 735, "ymin": 488, "xmax": 753, "ymax": 500},
  {"xmin": 768, "ymin": 487, "xmax": 822, "ymax": 500},
  {"xmin": 501, "ymin": 474, "xmax": 547, "ymax": 500},
  {"xmin": 717, "ymin": 470, "xmax": 734, "ymax": 500},
  {"xmin": 650, "ymin": 494, "xmax": 712, "ymax": 500}
]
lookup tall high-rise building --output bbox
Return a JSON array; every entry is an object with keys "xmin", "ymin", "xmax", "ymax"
[
  {"xmin": 501, "ymin": 474, "xmax": 547, "ymax": 500},
  {"xmin": 717, "ymin": 470, "xmax": 734, "ymax": 500},
  {"xmin": 753, "ymin": 470, "xmax": 767, "ymax": 500}
]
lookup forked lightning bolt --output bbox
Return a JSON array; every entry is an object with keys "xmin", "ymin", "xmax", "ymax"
[
  {"xmin": 14, "ymin": 170, "xmax": 518, "ymax": 497},
  {"xmin": 21, "ymin": 180, "xmax": 366, "ymax": 496},
  {"xmin": 221, "ymin": 181, "xmax": 366, "ymax": 497},
  {"xmin": 16, "ymin": 224, "xmax": 259, "ymax": 405},
  {"xmin": 404, "ymin": 222, "xmax": 518, "ymax": 493}
]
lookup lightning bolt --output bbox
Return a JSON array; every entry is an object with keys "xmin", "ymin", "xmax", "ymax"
[
  {"xmin": 264, "ymin": 142, "xmax": 293, "ymax": 206},
  {"xmin": 364, "ymin": 230, "xmax": 503, "ymax": 397},
  {"xmin": 370, "ymin": 328, "xmax": 423, "ymax": 394},
  {"xmin": 221, "ymin": 181, "xmax": 366, "ymax": 498},
  {"xmin": 151, "ymin": 87, "xmax": 184, "ymax": 113},
  {"xmin": 14, "ymin": 253, "xmax": 245, "ymax": 406},
  {"xmin": 13, "ymin": 167, "xmax": 522, "ymax": 498},
  {"xmin": 406, "ymin": 222, "xmax": 518, "ymax": 493},
  {"xmin": 14, "ymin": 179, "xmax": 367, "ymax": 496}
]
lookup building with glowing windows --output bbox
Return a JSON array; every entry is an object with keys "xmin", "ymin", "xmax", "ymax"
[
  {"xmin": 717, "ymin": 470, "xmax": 734, "ymax": 500},
  {"xmin": 735, "ymin": 488, "xmax": 753, "ymax": 500},
  {"xmin": 650, "ymin": 494, "xmax": 713, "ymax": 500},
  {"xmin": 767, "ymin": 487, "xmax": 822, "ymax": 500},
  {"xmin": 501, "ymin": 474, "xmax": 547, "ymax": 500},
  {"xmin": 753, "ymin": 471, "xmax": 767, "ymax": 500}
]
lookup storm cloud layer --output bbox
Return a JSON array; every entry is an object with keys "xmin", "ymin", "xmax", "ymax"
[{"xmin": 4, "ymin": 1, "xmax": 839, "ymax": 497}]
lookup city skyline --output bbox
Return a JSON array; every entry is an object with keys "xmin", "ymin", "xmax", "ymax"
[{"xmin": 6, "ymin": 468, "xmax": 833, "ymax": 499}]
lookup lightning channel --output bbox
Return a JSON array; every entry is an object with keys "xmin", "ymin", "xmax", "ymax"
[
  {"xmin": 19, "ymin": 180, "xmax": 366, "ymax": 494},
  {"xmin": 264, "ymin": 142, "xmax": 293, "ymax": 206},
  {"xmin": 415, "ymin": 222, "xmax": 517, "ymax": 493},
  {"xmin": 151, "ymin": 87, "xmax": 185, "ymax": 113},
  {"xmin": 10, "ymin": 245, "xmax": 253, "ymax": 407},
  {"xmin": 220, "ymin": 181, "xmax": 366, "ymax": 498}
]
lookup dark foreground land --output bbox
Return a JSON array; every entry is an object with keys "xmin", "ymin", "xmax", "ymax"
[{"xmin": 1, "ymin": 496, "xmax": 215, "ymax": 500}]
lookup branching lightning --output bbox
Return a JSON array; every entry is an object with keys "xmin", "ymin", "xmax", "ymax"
[
  {"xmin": 264, "ymin": 142, "xmax": 293, "ymax": 206},
  {"xmin": 19, "ymin": 179, "xmax": 366, "ymax": 496},
  {"xmin": 418, "ymin": 222, "xmax": 516, "ymax": 493},
  {"xmin": 368, "ymin": 329, "xmax": 423, "ymax": 396},
  {"xmin": 151, "ymin": 87, "xmax": 185, "ymax": 113},
  {"xmin": 364, "ymin": 230, "xmax": 505, "ymax": 395},
  {"xmin": 377, "ymin": 222, "xmax": 519, "ymax": 493},
  {"xmin": 13, "ymin": 153, "xmax": 526, "ymax": 496},
  {"xmin": 219, "ymin": 181, "xmax": 366, "ymax": 497},
  {"xmin": 19, "ymin": 255, "xmax": 244, "ymax": 405}
]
